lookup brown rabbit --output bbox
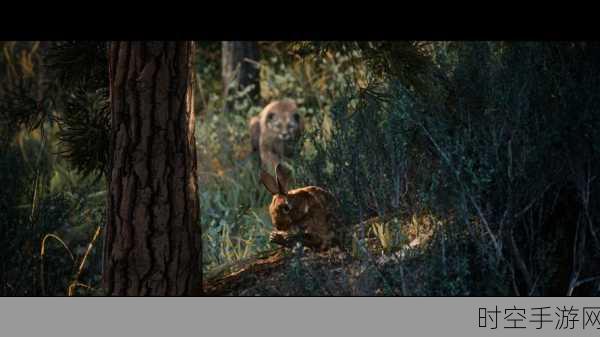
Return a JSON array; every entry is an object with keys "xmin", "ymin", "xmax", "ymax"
[{"xmin": 260, "ymin": 164, "xmax": 342, "ymax": 251}]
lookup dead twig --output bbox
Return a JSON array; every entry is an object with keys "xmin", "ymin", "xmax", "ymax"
[
  {"xmin": 68, "ymin": 226, "xmax": 102, "ymax": 296},
  {"xmin": 567, "ymin": 273, "xmax": 600, "ymax": 296},
  {"xmin": 417, "ymin": 121, "xmax": 502, "ymax": 257},
  {"xmin": 40, "ymin": 233, "xmax": 75, "ymax": 296}
]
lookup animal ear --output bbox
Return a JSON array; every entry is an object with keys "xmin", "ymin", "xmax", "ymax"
[
  {"xmin": 260, "ymin": 170, "xmax": 279, "ymax": 195},
  {"xmin": 249, "ymin": 116, "xmax": 260, "ymax": 152},
  {"xmin": 275, "ymin": 163, "xmax": 292, "ymax": 194}
]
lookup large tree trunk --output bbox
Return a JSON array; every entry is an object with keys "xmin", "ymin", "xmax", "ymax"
[
  {"xmin": 103, "ymin": 41, "xmax": 201, "ymax": 296},
  {"xmin": 222, "ymin": 41, "xmax": 260, "ymax": 113}
]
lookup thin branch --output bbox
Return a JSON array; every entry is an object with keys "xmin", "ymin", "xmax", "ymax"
[
  {"xmin": 417, "ymin": 121, "xmax": 502, "ymax": 256},
  {"xmin": 508, "ymin": 229, "xmax": 533, "ymax": 293},
  {"xmin": 73, "ymin": 226, "xmax": 102, "ymax": 283},
  {"xmin": 567, "ymin": 274, "xmax": 600, "ymax": 296},
  {"xmin": 513, "ymin": 183, "xmax": 555, "ymax": 219},
  {"xmin": 40, "ymin": 233, "xmax": 75, "ymax": 296}
]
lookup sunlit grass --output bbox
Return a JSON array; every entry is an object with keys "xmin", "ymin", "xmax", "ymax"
[{"xmin": 197, "ymin": 52, "xmax": 366, "ymax": 275}]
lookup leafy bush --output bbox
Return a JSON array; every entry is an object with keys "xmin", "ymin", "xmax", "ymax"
[
  {"xmin": 3, "ymin": 41, "xmax": 599, "ymax": 296},
  {"xmin": 198, "ymin": 49, "xmax": 367, "ymax": 272},
  {"xmin": 0, "ymin": 42, "xmax": 106, "ymax": 296},
  {"xmin": 295, "ymin": 42, "xmax": 600, "ymax": 295}
]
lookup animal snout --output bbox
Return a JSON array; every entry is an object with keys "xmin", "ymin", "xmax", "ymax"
[
  {"xmin": 279, "ymin": 132, "xmax": 292, "ymax": 140},
  {"xmin": 279, "ymin": 125, "xmax": 298, "ymax": 140}
]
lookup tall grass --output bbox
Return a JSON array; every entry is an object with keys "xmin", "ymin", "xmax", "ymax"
[
  {"xmin": 197, "ymin": 50, "xmax": 368, "ymax": 274},
  {"xmin": 5, "ymin": 41, "xmax": 598, "ymax": 296}
]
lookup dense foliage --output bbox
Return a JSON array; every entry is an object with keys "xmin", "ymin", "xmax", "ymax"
[{"xmin": 1, "ymin": 41, "xmax": 598, "ymax": 296}]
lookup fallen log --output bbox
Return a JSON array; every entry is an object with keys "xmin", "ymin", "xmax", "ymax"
[{"xmin": 201, "ymin": 248, "xmax": 290, "ymax": 296}]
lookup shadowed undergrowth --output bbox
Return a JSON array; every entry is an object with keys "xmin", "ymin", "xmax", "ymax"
[{"xmin": 2, "ymin": 42, "xmax": 599, "ymax": 296}]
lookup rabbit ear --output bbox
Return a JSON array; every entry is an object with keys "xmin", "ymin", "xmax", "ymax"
[
  {"xmin": 260, "ymin": 170, "xmax": 279, "ymax": 195},
  {"xmin": 275, "ymin": 163, "xmax": 291, "ymax": 195}
]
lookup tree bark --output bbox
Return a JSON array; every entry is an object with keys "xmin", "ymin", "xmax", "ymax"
[
  {"xmin": 222, "ymin": 41, "xmax": 260, "ymax": 112},
  {"xmin": 103, "ymin": 41, "xmax": 201, "ymax": 296}
]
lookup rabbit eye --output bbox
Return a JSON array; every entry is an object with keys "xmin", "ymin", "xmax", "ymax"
[
  {"xmin": 267, "ymin": 112, "xmax": 275, "ymax": 121},
  {"xmin": 281, "ymin": 204, "xmax": 291, "ymax": 214}
]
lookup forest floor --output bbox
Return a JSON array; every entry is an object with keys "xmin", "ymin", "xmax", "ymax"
[{"xmin": 203, "ymin": 226, "xmax": 433, "ymax": 296}]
